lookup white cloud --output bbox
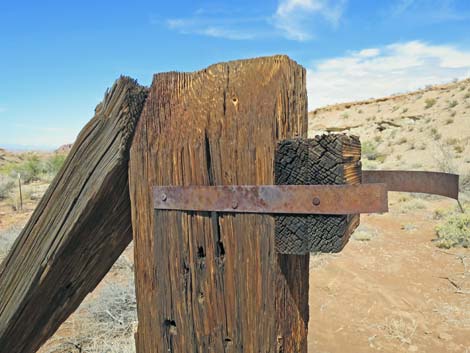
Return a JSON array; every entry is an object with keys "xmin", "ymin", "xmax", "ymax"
[
  {"xmin": 273, "ymin": 0, "xmax": 347, "ymax": 41},
  {"xmin": 166, "ymin": 18, "xmax": 257, "ymax": 40},
  {"xmin": 389, "ymin": 0, "xmax": 470, "ymax": 22},
  {"xmin": 164, "ymin": 13, "xmax": 267, "ymax": 40},
  {"xmin": 163, "ymin": 1, "xmax": 346, "ymax": 42},
  {"xmin": 307, "ymin": 41, "xmax": 470, "ymax": 109}
]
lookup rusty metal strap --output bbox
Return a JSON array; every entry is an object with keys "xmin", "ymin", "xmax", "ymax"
[
  {"xmin": 154, "ymin": 184, "xmax": 389, "ymax": 215},
  {"xmin": 362, "ymin": 170, "xmax": 459, "ymax": 200}
]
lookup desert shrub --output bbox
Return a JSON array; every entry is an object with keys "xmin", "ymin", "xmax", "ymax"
[
  {"xmin": 445, "ymin": 138, "xmax": 458, "ymax": 146},
  {"xmin": 13, "ymin": 155, "xmax": 44, "ymax": 183},
  {"xmin": 450, "ymin": 110, "xmax": 457, "ymax": 117},
  {"xmin": 465, "ymin": 93, "xmax": 470, "ymax": 99},
  {"xmin": 460, "ymin": 173, "xmax": 470, "ymax": 192},
  {"xmin": 425, "ymin": 98, "xmax": 437, "ymax": 109},
  {"xmin": 433, "ymin": 209, "xmax": 446, "ymax": 220},
  {"xmin": 430, "ymin": 128, "xmax": 441, "ymax": 140},
  {"xmin": 46, "ymin": 154, "xmax": 66, "ymax": 176},
  {"xmin": 402, "ymin": 107, "xmax": 408, "ymax": 113},
  {"xmin": 433, "ymin": 143, "xmax": 457, "ymax": 173},
  {"xmin": 362, "ymin": 141, "xmax": 378, "ymax": 160},
  {"xmin": 454, "ymin": 145, "xmax": 464, "ymax": 154},
  {"xmin": 341, "ymin": 112, "xmax": 349, "ymax": 119},
  {"xmin": 400, "ymin": 199, "xmax": 426, "ymax": 212},
  {"xmin": 353, "ymin": 230, "xmax": 372, "ymax": 241},
  {"xmin": 398, "ymin": 137, "xmax": 407, "ymax": 145},
  {"xmin": 448, "ymin": 100, "xmax": 458, "ymax": 108},
  {"xmin": 435, "ymin": 213, "xmax": 470, "ymax": 248},
  {"xmin": 445, "ymin": 118, "xmax": 454, "ymax": 125},
  {"xmin": 0, "ymin": 177, "xmax": 15, "ymax": 200}
]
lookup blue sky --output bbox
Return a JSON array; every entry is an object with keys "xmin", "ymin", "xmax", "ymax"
[{"xmin": 1, "ymin": 0, "xmax": 470, "ymax": 149}]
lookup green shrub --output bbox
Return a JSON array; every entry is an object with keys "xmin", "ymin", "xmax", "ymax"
[
  {"xmin": 0, "ymin": 177, "xmax": 15, "ymax": 200},
  {"xmin": 445, "ymin": 138, "xmax": 458, "ymax": 146},
  {"xmin": 435, "ymin": 214, "xmax": 470, "ymax": 248},
  {"xmin": 448, "ymin": 100, "xmax": 458, "ymax": 108},
  {"xmin": 14, "ymin": 155, "xmax": 44, "ymax": 183},
  {"xmin": 362, "ymin": 141, "xmax": 378, "ymax": 160},
  {"xmin": 454, "ymin": 145, "xmax": 464, "ymax": 154},
  {"xmin": 425, "ymin": 98, "xmax": 437, "ymax": 109},
  {"xmin": 460, "ymin": 173, "xmax": 470, "ymax": 191},
  {"xmin": 46, "ymin": 154, "xmax": 66, "ymax": 175}
]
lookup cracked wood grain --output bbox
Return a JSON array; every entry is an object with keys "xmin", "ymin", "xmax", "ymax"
[
  {"xmin": 129, "ymin": 55, "xmax": 309, "ymax": 353},
  {"xmin": 275, "ymin": 135, "xmax": 362, "ymax": 254},
  {"xmin": 0, "ymin": 77, "xmax": 148, "ymax": 353}
]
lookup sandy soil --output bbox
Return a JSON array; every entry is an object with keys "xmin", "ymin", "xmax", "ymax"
[{"xmin": 308, "ymin": 195, "xmax": 470, "ymax": 353}]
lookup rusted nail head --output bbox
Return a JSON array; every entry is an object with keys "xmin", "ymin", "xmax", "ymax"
[
  {"xmin": 312, "ymin": 197, "xmax": 321, "ymax": 206},
  {"xmin": 231, "ymin": 200, "xmax": 238, "ymax": 209},
  {"xmin": 161, "ymin": 193, "xmax": 167, "ymax": 202}
]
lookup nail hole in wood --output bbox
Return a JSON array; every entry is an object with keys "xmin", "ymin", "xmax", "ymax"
[
  {"xmin": 197, "ymin": 246, "xmax": 206, "ymax": 259},
  {"xmin": 164, "ymin": 319, "xmax": 177, "ymax": 335}
]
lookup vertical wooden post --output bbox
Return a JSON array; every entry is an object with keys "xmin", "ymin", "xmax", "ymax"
[{"xmin": 129, "ymin": 56, "xmax": 309, "ymax": 352}]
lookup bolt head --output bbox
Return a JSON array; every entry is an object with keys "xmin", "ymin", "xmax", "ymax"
[
  {"xmin": 312, "ymin": 197, "xmax": 321, "ymax": 206},
  {"xmin": 161, "ymin": 193, "xmax": 167, "ymax": 201},
  {"xmin": 231, "ymin": 200, "xmax": 238, "ymax": 209}
]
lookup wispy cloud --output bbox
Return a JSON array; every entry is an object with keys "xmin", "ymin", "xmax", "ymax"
[
  {"xmin": 0, "ymin": 106, "xmax": 6, "ymax": 114},
  {"xmin": 272, "ymin": 0, "xmax": 347, "ymax": 41},
  {"xmin": 390, "ymin": 0, "xmax": 470, "ymax": 22},
  {"xmin": 162, "ymin": 10, "xmax": 269, "ymax": 41},
  {"xmin": 307, "ymin": 41, "xmax": 470, "ymax": 108},
  {"xmin": 161, "ymin": 1, "xmax": 347, "ymax": 41},
  {"xmin": 165, "ymin": 17, "xmax": 262, "ymax": 40}
]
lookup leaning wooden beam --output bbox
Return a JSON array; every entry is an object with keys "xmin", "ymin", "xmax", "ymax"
[
  {"xmin": 129, "ymin": 55, "xmax": 310, "ymax": 352},
  {"xmin": 0, "ymin": 77, "xmax": 147, "ymax": 353},
  {"xmin": 275, "ymin": 135, "xmax": 361, "ymax": 254}
]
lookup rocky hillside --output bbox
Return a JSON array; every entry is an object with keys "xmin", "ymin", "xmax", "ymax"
[{"xmin": 309, "ymin": 79, "xmax": 470, "ymax": 188}]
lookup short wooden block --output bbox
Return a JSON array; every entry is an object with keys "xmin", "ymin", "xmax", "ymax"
[{"xmin": 275, "ymin": 135, "xmax": 361, "ymax": 254}]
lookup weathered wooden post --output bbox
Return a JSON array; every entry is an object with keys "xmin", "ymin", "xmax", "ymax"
[
  {"xmin": 0, "ymin": 77, "xmax": 147, "ymax": 353},
  {"xmin": 129, "ymin": 55, "xmax": 366, "ymax": 352},
  {"xmin": 129, "ymin": 56, "xmax": 310, "ymax": 352}
]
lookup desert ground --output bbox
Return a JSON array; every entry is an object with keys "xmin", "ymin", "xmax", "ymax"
[{"xmin": 1, "ymin": 79, "xmax": 469, "ymax": 352}]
